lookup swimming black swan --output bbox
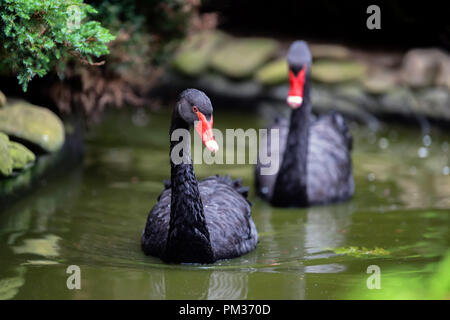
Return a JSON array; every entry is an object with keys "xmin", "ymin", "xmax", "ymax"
[
  {"xmin": 142, "ymin": 89, "xmax": 258, "ymax": 263},
  {"xmin": 255, "ymin": 41, "xmax": 354, "ymax": 207}
]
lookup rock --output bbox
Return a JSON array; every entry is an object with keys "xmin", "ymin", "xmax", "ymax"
[
  {"xmin": 312, "ymin": 85, "xmax": 359, "ymax": 114},
  {"xmin": 0, "ymin": 132, "xmax": 13, "ymax": 176},
  {"xmin": 255, "ymin": 58, "xmax": 288, "ymax": 86},
  {"xmin": 210, "ymin": 37, "xmax": 278, "ymax": 78},
  {"xmin": 310, "ymin": 44, "xmax": 352, "ymax": 60},
  {"xmin": 257, "ymin": 58, "xmax": 368, "ymax": 86},
  {"xmin": 0, "ymin": 101, "xmax": 65, "ymax": 152},
  {"xmin": 163, "ymin": 72, "xmax": 263, "ymax": 100},
  {"xmin": 265, "ymin": 84, "xmax": 289, "ymax": 101},
  {"xmin": 0, "ymin": 132, "xmax": 35, "ymax": 175},
  {"xmin": 379, "ymin": 87, "xmax": 416, "ymax": 116},
  {"xmin": 362, "ymin": 69, "xmax": 399, "ymax": 94},
  {"xmin": 334, "ymin": 84, "xmax": 377, "ymax": 110},
  {"xmin": 172, "ymin": 30, "xmax": 228, "ymax": 76},
  {"xmin": 416, "ymin": 88, "xmax": 450, "ymax": 120},
  {"xmin": 436, "ymin": 56, "xmax": 450, "ymax": 90},
  {"xmin": 313, "ymin": 84, "xmax": 380, "ymax": 127},
  {"xmin": 265, "ymin": 83, "xmax": 379, "ymax": 127},
  {"xmin": 311, "ymin": 60, "xmax": 367, "ymax": 83},
  {"xmin": 0, "ymin": 91, "xmax": 6, "ymax": 108},
  {"xmin": 196, "ymin": 74, "xmax": 262, "ymax": 99},
  {"xmin": 361, "ymin": 52, "xmax": 404, "ymax": 69},
  {"xmin": 378, "ymin": 87, "xmax": 450, "ymax": 120},
  {"xmin": 8, "ymin": 141, "xmax": 35, "ymax": 170},
  {"xmin": 400, "ymin": 48, "xmax": 449, "ymax": 88}
]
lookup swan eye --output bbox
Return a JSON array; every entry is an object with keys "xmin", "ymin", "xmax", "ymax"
[{"xmin": 192, "ymin": 106, "xmax": 198, "ymax": 113}]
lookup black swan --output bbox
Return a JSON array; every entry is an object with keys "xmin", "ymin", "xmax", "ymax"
[
  {"xmin": 255, "ymin": 41, "xmax": 354, "ymax": 207},
  {"xmin": 142, "ymin": 89, "xmax": 258, "ymax": 263}
]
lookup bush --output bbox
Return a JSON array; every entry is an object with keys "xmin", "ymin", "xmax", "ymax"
[
  {"xmin": 1, "ymin": 0, "xmax": 205, "ymax": 117},
  {"xmin": 49, "ymin": 0, "xmax": 202, "ymax": 117},
  {"xmin": 0, "ymin": 0, "xmax": 115, "ymax": 91}
]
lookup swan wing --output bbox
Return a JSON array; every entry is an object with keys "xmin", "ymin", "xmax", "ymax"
[
  {"xmin": 307, "ymin": 112, "xmax": 354, "ymax": 204},
  {"xmin": 199, "ymin": 176, "xmax": 258, "ymax": 260}
]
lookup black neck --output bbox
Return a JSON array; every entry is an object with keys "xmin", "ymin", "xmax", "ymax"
[
  {"xmin": 163, "ymin": 111, "xmax": 214, "ymax": 263},
  {"xmin": 271, "ymin": 73, "xmax": 311, "ymax": 207}
]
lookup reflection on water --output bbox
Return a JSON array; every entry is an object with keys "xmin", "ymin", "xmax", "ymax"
[
  {"xmin": 0, "ymin": 168, "xmax": 82, "ymax": 299},
  {"xmin": 0, "ymin": 266, "xmax": 25, "ymax": 300},
  {"xmin": 12, "ymin": 234, "xmax": 61, "ymax": 258},
  {"xmin": 143, "ymin": 269, "xmax": 250, "ymax": 299},
  {"xmin": 304, "ymin": 203, "xmax": 355, "ymax": 274},
  {"xmin": 305, "ymin": 203, "xmax": 354, "ymax": 255},
  {"xmin": 0, "ymin": 109, "xmax": 449, "ymax": 299}
]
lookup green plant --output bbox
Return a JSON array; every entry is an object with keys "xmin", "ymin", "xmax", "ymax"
[
  {"xmin": 48, "ymin": 0, "xmax": 203, "ymax": 116},
  {"xmin": 0, "ymin": 0, "xmax": 115, "ymax": 91}
]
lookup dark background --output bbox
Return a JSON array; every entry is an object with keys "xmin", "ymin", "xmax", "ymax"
[{"xmin": 201, "ymin": 0, "xmax": 450, "ymax": 50}]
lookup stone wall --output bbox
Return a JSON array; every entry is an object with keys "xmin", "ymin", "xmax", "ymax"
[{"xmin": 164, "ymin": 30, "xmax": 450, "ymax": 126}]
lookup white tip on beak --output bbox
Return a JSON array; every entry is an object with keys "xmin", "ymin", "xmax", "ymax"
[
  {"xmin": 205, "ymin": 140, "xmax": 219, "ymax": 153},
  {"xmin": 287, "ymin": 96, "xmax": 303, "ymax": 108}
]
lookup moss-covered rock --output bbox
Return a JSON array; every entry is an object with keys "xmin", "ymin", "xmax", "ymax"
[
  {"xmin": 257, "ymin": 58, "xmax": 368, "ymax": 85},
  {"xmin": 0, "ymin": 132, "xmax": 13, "ymax": 176},
  {"xmin": 362, "ymin": 70, "xmax": 399, "ymax": 94},
  {"xmin": 416, "ymin": 88, "xmax": 450, "ymax": 120},
  {"xmin": 312, "ymin": 60, "xmax": 367, "ymax": 83},
  {"xmin": 310, "ymin": 44, "xmax": 351, "ymax": 60},
  {"xmin": 257, "ymin": 56, "xmax": 370, "ymax": 87},
  {"xmin": 0, "ymin": 91, "xmax": 6, "ymax": 108},
  {"xmin": 172, "ymin": 30, "xmax": 228, "ymax": 76},
  {"xmin": 435, "ymin": 54, "xmax": 450, "ymax": 90},
  {"xmin": 9, "ymin": 141, "xmax": 35, "ymax": 170},
  {"xmin": 0, "ymin": 101, "xmax": 65, "ymax": 152},
  {"xmin": 0, "ymin": 132, "xmax": 36, "ymax": 175},
  {"xmin": 210, "ymin": 37, "xmax": 278, "ymax": 78},
  {"xmin": 400, "ymin": 48, "xmax": 449, "ymax": 88},
  {"xmin": 379, "ymin": 87, "xmax": 416, "ymax": 115},
  {"xmin": 255, "ymin": 58, "xmax": 288, "ymax": 86}
]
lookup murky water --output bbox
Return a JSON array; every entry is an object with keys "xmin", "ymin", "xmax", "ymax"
[{"xmin": 0, "ymin": 108, "xmax": 449, "ymax": 299}]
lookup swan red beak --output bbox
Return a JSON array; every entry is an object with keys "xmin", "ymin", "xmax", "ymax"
[
  {"xmin": 287, "ymin": 67, "xmax": 306, "ymax": 109},
  {"xmin": 195, "ymin": 110, "xmax": 219, "ymax": 153}
]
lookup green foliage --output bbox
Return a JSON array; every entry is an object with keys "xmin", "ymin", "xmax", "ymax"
[
  {"xmin": 94, "ymin": 0, "xmax": 152, "ymax": 79},
  {"xmin": 95, "ymin": 0, "xmax": 196, "ymax": 65},
  {"xmin": 0, "ymin": 0, "xmax": 115, "ymax": 91},
  {"xmin": 348, "ymin": 251, "xmax": 450, "ymax": 299}
]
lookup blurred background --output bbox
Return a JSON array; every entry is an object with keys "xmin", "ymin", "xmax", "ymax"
[
  {"xmin": 0, "ymin": 0, "xmax": 449, "ymax": 119},
  {"xmin": 0, "ymin": 1, "xmax": 449, "ymax": 300}
]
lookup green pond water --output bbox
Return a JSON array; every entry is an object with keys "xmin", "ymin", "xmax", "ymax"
[{"xmin": 0, "ymin": 108, "xmax": 449, "ymax": 299}]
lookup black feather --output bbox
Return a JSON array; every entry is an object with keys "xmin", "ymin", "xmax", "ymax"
[
  {"xmin": 255, "ymin": 41, "xmax": 354, "ymax": 207},
  {"xmin": 142, "ymin": 89, "xmax": 258, "ymax": 264}
]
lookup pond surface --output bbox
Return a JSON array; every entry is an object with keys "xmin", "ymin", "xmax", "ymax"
[{"xmin": 0, "ymin": 108, "xmax": 449, "ymax": 299}]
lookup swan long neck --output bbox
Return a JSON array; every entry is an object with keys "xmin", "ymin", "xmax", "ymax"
[
  {"xmin": 164, "ymin": 112, "xmax": 214, "ymax": 263},
  {"xmin": 272, "ymin": 73, "xmax": 311, "ymax": 207}
]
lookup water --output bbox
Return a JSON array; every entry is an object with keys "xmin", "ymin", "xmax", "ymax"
[{"xmin": 0, "ymin": 108, "xmax": 449, "ymax": 299}]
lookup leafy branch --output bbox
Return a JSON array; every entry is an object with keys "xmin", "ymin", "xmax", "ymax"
[{"xmin": 0, "ymin": 0, "xmax": 115, "ymax": 91}]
